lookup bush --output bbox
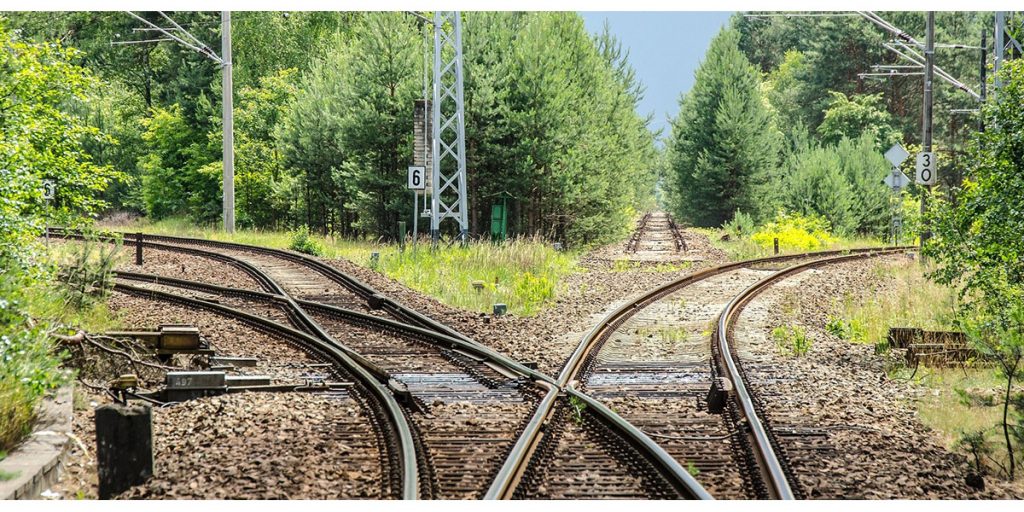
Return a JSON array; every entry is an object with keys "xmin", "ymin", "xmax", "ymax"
[
  {"xmin": 58, "ymin": 231, "xmax": 120, "ymax": 312},
  {"xmin": 751, "ymin": 211, "xmax": 834, "ymax": 252},
  {"xmin": 0, "ymin": 266, "xmax": 67, "ymax": 452},
  {"xmin": 723, "ymin": 210, "xmax": 756, "ymax": 240},
  {"xmin": 288, "ymin": 226, "xmax": 324, "ymax": 256}
]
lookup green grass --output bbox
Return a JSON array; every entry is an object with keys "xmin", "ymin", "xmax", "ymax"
[
  {"xmin": 837, "ymin": 259, "xmax": 958, "ymax": 348},
  {"xmin": 105, "ymin": 217, "xmax": 580, "ymax": 316},
  {"xmin": 832, "ymin": 260, "xmax": 1024, "ymax": 474}
]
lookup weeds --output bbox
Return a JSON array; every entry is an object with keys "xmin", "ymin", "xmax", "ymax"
[
  {"xmin": 772, "ymin": 325, "xmax": 811, "ymax": 356},
  {"xmin": 825, "ymin": 315, "xmax": 867, "ymax": 343},
  {"xmin": 568, "ymin": 395, "xmax": 587, "ymax": 425},
  {"xmin": 58, "ymin": 231, "xmax": 120, "ymax": 312},
  {"xmin": 288, "ymin": 226, "xmax": 324, "ymax": 256},
  {"xmin": 686, "ymin": 462, "xmax": 700, "ymax": 477}
]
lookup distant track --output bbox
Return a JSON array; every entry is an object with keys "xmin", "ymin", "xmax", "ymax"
[{"xmin": 625, "ymin": 211, "xmax": 686, "ymax": 255}]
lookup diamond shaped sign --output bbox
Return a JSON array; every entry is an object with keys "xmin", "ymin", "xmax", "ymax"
[
  {"xmin": 884, "ymin": 170, "xmax": 911, "ymax": 190},
  {"xmin": 884, "ymin": 144, "xmax": 910, "ymax": 168}
]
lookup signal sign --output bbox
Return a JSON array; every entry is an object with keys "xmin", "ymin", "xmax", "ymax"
[
  {"xmin": 407, "ymin": 166, "xmax": 425, "ymax": 190},
  {"xmin": 916, "ymin": 152, "xmax": 936, "ymax": 185},
  {"xmin": 42, "ymin": 180, "xmax": 56, "ymax": 200}
]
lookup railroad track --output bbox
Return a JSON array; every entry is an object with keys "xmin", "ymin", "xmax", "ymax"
[
  {"xmin": 625, "ymin": 211, "xmax": 687, "ymax": 255},
  {"xmin": 492, "ymin": 245, "xmax": 909, "ymax": 499},
  {"xmin": 108, "ymin": 282, "xmax": 412, "ymax": 498},
  {"xmin": 50, "ymin": 229, "xmax": 553, "ymax": 498},
  {"xmin": 56, "ymin": 227, "xmax": 906, "ymax": 499}
]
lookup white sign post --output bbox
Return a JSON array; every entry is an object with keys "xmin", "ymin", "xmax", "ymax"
[
  {"xmin": 882, "ymin": 144, "xmax": 911, "ymax": 247},
  {"xmin": 916, "ymin": 152, "xmax": 936, "ymax": 185},
  {"xmin": 407, "ymin": 166, "xmax": 425, "ymax": 249},
  {"xmin": 42, "ymin": 180, "xmax": 55, "ymax": 248}
]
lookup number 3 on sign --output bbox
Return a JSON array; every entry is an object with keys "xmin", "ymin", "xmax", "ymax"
[
  {"xmin": 916, "ymin": 152, "xmax": 936, "ymax": 186},
  {"xmin": 407, "ymin": 166, "xmax": 425, "ymax": 190}
]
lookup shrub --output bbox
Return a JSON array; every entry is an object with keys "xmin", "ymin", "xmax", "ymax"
[
  {"xmin": 288, "ymin": 226, "xmax": 324, "ymax": 256},
  {"xmin": 58, "ymin": 231, "xmax": 120, "ymax": 312},
  {"xmin": 723, "ymin": 210, "xmax": 756, "ymax": 240},
  {"xmin": 0, "ymin": 265, "xmax": 68, "ymax": 452},
  {"xmin": 751, "ymin": 211, "xmax": 835, "ymax": 252}
]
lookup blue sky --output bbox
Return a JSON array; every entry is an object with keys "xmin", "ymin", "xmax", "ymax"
[{"xmin": 580, "ymin": 12, "xmax": 734, "ymax": 140}]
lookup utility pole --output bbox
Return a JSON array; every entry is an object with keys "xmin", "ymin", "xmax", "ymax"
[
  {"xmin": 222, "ymin": 11, "xmax": 234, "ymax": 233},
  {"xmin": 980, "ymin": 28, "xmax": 987, "ymax": 133},
  {"xmin": 920, "ymin": 11, "xmax": 934, "ymax": 253},
  {"xmin": 119, "ymin": 12, "xmax": 234, "ymax": 233}
]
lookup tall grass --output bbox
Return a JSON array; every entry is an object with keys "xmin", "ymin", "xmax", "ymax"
[
  {"xmin": 838, "ymin": 259, "xmax": 958, "ymax": 346},
  {"xmin": 110, "ymin": 218, "xmax": 578, "ymax": 316}
]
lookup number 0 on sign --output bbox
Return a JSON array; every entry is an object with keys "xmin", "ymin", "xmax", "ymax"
[
  {"xmin": 407, "ymin": 166, "xmax": 425, "ymax": 190},
  {"xmin": 916, "ymin": 152, "xmax": 936, "ymax": 186}
]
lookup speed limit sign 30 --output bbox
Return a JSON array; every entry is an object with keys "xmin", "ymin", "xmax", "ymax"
[{"xmin": 916, "ymin": 152, "xmax": 936, "ymax": 186}]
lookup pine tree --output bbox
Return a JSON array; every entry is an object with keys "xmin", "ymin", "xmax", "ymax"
[{"xmin": 668, "ymin": 28, "xmax": 781, "ymax": 227}]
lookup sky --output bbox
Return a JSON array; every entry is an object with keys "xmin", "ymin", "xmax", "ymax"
[{"xmin": 580, "ymin": 11, "xmax": 734, "ymax": 140}]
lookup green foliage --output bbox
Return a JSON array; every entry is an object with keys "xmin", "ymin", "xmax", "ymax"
[
  {"xmin": 139, "ymin": 104, "xmax": 219, "ymax": 223},
  {"xmin": 825, "ymin": 315, "xmax": 867, "ymax": 343},
  {"xmin": 751, "ymin": 211, "xmax": 835, "ymax": 251},
  {"xmin": 772, "ymin": 324, "xmax": 811, "ymax": 356},
  {"xmin": 58, "ymin": 232, "xmax": 120, "ymax": 312},
  {"xmin": 568, "ymin": 394, "xmax": 587, "ymax": 425},
  {"xmin": 235, "ymin": 69, "xmax": 299, "ymax": 229},
  {"xmin": 780, "ymin": 134, "xmax": 890, "ymax": 236},
  {"xmin": 667, "ymin": 28, "xmax": 782, "ymax": 227},
  {"xmin": 0, "ymin": 21, "xmax": 123, "ymax": 269},
  {"xmin": 288, "ymin": 226, "xmax": 324, "ymax": 256},
  {"xmin": 723, "ymin": 210, "xmax": 756, "ymax": 240},
  {"xmin": 928, "ymin": 59, "xmax": 1024, "ymax": 318},
  {"xmin": 0, "ymin": 265, "xmax": 68, "ymax": 452},
  {"xmin": 817, "ymin": 92, "xmax": 901, "ymax": 151}
]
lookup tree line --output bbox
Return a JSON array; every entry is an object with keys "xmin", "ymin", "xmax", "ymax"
[
  {"xmin": 666, "ymin": 12, "xmax": 994, "ymax": 237},
  {"xmin": 5, "ymin": 11, "xmax": 657, "ymax": 247}
]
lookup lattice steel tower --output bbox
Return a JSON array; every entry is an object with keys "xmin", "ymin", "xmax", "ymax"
[
  {"xmin": 994, "ymin": 12, "xmax": 1023, "ymax": 95},
  {"xmin": 430, "ymin": 11, "xmax": 469, "ymax": 244}
]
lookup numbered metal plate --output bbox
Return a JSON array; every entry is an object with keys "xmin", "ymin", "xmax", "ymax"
[
  {"xmin": 407, "ymin": 166, "xmax": 426, "ymax": 190},
  {"xmin": 42, "ymin": 179, "xmax": 56, "ymax": 200},
  {"xmin": 916, "ymin": 152, "xmax": 936, "ymax": 185}
]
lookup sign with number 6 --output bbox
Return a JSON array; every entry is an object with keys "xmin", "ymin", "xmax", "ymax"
[
  {"xmin": 916, "ymin": 152, "xmax": 936, "ymax": 186},
  {"xmin": 407, "ymin": 166, "xmax": 425, "ymax": 190}
]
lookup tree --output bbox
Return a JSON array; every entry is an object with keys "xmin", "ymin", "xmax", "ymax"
[
  {"xmin": 781, "ymin": 133, "xmax": 889, "ymax": 235},
  {"xmin": 667, "ymin": 28, "xmax": 781, "ymax": 227},
  {"xmin": 0, "ymin": 20, "xmax": 123, "ymax": 268},
  {"xmin": 928, "ymin": 59, "xmax": 1024, "ymax": 480},
  {"xmin": 817, "ymin": 92, "xmax": 901, "ymax": 150}
]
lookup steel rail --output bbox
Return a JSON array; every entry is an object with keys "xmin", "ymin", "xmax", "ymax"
[
  {"xmin": 714, "ymin": 247, "xmax": 911, "ymax": 500},
  {"xmin": 54, "ymin": 227, "xmax": 477, "ymax": 344},
  {"xmin": 114, "ymin": 270, "xmax": 556, "ymax": 386},
  {"xmin": 111, "ymin": 281, "xmax": 419, "ymax": 499},
  {"xmin": 490, "ymin": 245, "xmax": 913, "ymax": 500}
]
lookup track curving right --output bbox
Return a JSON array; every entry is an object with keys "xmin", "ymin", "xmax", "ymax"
[{"xmin": 494, "ymin": 245, "xmax": 909, "ymax": 500}]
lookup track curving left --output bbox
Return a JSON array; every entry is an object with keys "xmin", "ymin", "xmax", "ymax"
[{"xmin": 109, "ymin": 282, "xmax": 412, "ymax": 498}]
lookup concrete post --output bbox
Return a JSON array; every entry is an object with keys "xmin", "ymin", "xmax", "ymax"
[{"xmin": 96, "ymin": 403, "xmax": 153, "ymax": 499}]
